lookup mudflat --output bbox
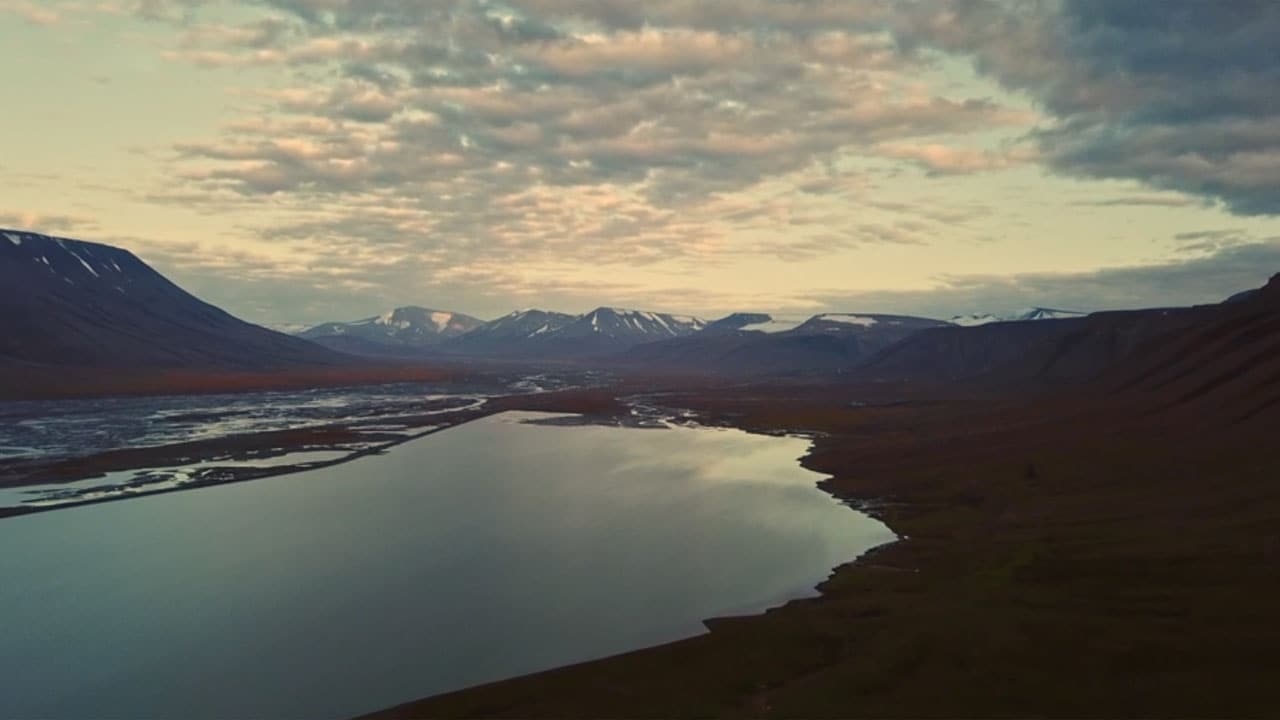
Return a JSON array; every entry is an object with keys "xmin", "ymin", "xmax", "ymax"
[{"xmin": 367, "ymin": 378, "xmax": 1280, "ymax": 718}]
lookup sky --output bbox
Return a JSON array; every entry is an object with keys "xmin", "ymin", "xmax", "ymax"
[{"xmin": 2, "ymin": 0, "xmax": 1278, "ymax": 324}]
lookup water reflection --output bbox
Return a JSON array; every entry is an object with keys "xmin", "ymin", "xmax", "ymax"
[{"xmin": 0, "ymin": 412, "xmax": 893, "ymax": 720}]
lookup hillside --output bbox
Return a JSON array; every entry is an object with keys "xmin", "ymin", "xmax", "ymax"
[
  {"xmin": 0, "ymin": 229, "xmax": 347, "ymax": 371},
  {"xmin": 858, "ymin": 307, "xmax": 1213, "ymax": 384}
]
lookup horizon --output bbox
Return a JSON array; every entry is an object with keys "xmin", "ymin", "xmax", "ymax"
[
  {"xmin": 6, "ymin": 224, "xmax": 1236, "ymax": 326},
  {"xmin": 3, "ymin": 1, "xmax": 1278, "ymax": 324}
]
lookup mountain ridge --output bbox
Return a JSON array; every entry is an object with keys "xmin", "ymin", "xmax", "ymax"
[
  {"xmin": 950, "ymin": 307, "xmax": 1088, "ymax": 327},
  {"xmin": 0, "ymin": 229, "xmax": 347, "ymax": 371}
]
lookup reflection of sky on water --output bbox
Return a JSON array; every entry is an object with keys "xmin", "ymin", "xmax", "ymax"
[{"xmin": 0, "ymin": 411, "xmax": 894, "ymax": 720}]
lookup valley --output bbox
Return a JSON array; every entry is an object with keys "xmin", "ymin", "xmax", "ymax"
[
  {"xmin": 8, "ymin": 5, "xmax": 1279, "ymax": 716},
  {"xmin": 2, "ymin": 227, "xmax": 1278, "ymax": 719}
]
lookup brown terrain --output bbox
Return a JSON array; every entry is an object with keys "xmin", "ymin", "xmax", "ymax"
[{"xmin": 366, "ymin": 278, "xmax": 1280, "ymax": 718}]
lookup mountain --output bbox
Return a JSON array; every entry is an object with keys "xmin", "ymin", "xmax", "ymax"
[
  {"xmin": 700, "ymin": 313, "xmax": 811, "ymax": 335},
  {"xmin": 0, "ymin": 229, "xmax": 346, "ymax": 370},
  {"xmin": 554, "ymin": 308, "xmax": 705, "ymax": 344},
  {"xmin": 950, "ymin": 307, "xmax": 1087, "ymax": 326},
  {"xmin": 1103, "ymin": 273, "xmax": 1280, "ymax": 421},
  {"xmin": 862, "ymin": 305, "xmax": 1210, "ymax": 383},
  {"xmin": 793, "ymin": 313, "xmax": 946, "ymax": 333},
  {"xmin": 700, "ymin": 312, "xmax": 772, "ymax": 335},
  {"xmin": 1223, "ymin": 287, "xmax": 1262, "ymax": 304},
  {"xmin": 444, "ymin": 309, "xmax": 576, "ymax": 355},
  {"xmin": 299, "ymin": 306, "xmax": 483, "ymax": 355},
  {"xmin": 444, "ymin": 307, "xmax": 706, "ymax": 359},
  {"xmin": 1017, "ymin": 307, "xmax": 1087, "ymax": 322},
  {"xmin": 622, "ymin": 313, "xmax": 951, "ymax": 375}
]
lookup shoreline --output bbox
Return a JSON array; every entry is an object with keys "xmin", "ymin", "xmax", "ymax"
[
  {"xmin": 0, "ymin": 383, "xmax": 619, "ymax": 519},
  {"xmin": 363, "ymin": 379, "xmax": 1280, "ymax": 718},
  {"xmin": 0, "ymin": 409, "xmax": 488, "ymax": 520},
  {"xmin": 0, "ymin": 385, "xmax": 678, "ymax": 520},
  {"xmin": 7, "ymin": 378, "xmax": 1278, "ymax": 716}
]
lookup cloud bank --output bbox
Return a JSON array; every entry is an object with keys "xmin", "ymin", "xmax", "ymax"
[{"xmin": 4, "ymin": 0, "xmax": 1278, "ymax": 322}]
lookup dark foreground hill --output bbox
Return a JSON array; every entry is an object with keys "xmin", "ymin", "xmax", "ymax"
[
  {"xmin": 1103, "ymin": 272, "xmax": 1280, "ymax": 422},
  {"xmin": 858, "ymin": 304, "xmax": 1216, "ymax": 384},
  {"xmin": 0, "ymin": 229, "xmax": 348, "ymax": 372},
  {"xmin": 366, "ymin": 275, "xmax": 1280, "ymax": 719}
]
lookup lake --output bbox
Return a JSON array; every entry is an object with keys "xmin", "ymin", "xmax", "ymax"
[{"xmin": 0, "ymin": 411, "xmax": 893, "ymax": 719}]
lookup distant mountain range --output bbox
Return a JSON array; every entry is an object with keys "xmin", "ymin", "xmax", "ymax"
[
  {"xmin": 290, "ymin": 306, "xmax": 1091, "ymax": 361},
  {"xmin": 622, "ymin": 313, "xmax": 953, "ymax": 375},
  {"xmin": 0, "ymin": 229, "xmax": 345, "ymax": 371},
  {"xmin": 293, "ymin": 306, "xmax": 707, "ymax": 358},
  {"xmin": 279, "ymin": 303, "xmax": 1113, "ymax": 376},
  {"xmin": 6, "ymin": 229, "xmax": 1275, "ymax": 389},
  {"xmin": 287, "ymin": 306, "xmax": 955, "ymax": 367}
]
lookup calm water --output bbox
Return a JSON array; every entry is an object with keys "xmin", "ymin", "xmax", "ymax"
[{"xmin": 0, "ymin": 412, "xmax": 893, "ymax": 719}]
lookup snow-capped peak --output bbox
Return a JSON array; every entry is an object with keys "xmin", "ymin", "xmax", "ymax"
[
  {"xmin": 740, "ymin": 316, "xmax": 804, "ymax": 333},
  {"xmin": 950, "ymin": 312, "xmax": 1002, "ymax": 327},
  {"xmin": 1, "ymin": 228, "xmax": 136, "ymax": 288},
  {"xmin": 1015, "ymin": 307, "xmax": 1085, "ymax": 322},
  {"xmin": 561, "ymin": 307, "xmax": 706, "ymax": 340},
  {"xmin": 949, "ymin": 307, "xmax": 1087, "ymax": 326},
  {"xmin": 814, "ymin": 313, "xmax": 879, "ymax": 327},
  {"xmin": 299, "ymin": 305, "xmax": 482, "ymax": 345}
]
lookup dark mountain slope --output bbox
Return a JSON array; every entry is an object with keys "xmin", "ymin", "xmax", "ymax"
[
  {"xmin": 0, "ymin": 229, "xmax": 348, "ymax": 370},
  {"xmin": 858, "ymin": 307, "xmax": 1212, "ymax": 383},
  {"xmin": 1102, "ymin": 273, "xmax": 1280, "ymax": 421}
]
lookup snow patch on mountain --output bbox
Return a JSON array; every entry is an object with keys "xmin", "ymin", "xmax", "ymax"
[
  {"xmin": 574, "ymin": 308, "xmax": 705, "ymax": 338},
  {"xmin": 950, "ymin": 313, "xmax": 1001, "ymax": 327},
  {"xmin": 950, "ymin": 307, "xmax": 1088, "ymax": 326},
  {"xmin": 2, "ymin": 229, "xmax": 129, "ymax": 286},
  {"xmin": 264, "ymin": 322, "xmax": 314, "ymax": 335},
  {"xmin": 71, "ymin": 252, "xmax": 99, "ymax": 277},
  {"xmin": 738, "ymin": 315, "xmax": 809, "ymax": 333},
  {"xmin": 816, "ymin": 314, "xmax": 879, "ymax": 327},
  {"xmin": 430, "ymin": 311, "xmax": 453, "ymax": 331},
  {"xmin": 299, "ymin": 306, "xmax": 482, "ymax": 346}
]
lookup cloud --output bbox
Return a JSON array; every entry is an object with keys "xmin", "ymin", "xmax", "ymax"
[
  {"xmin": 142, "ymin": 0, "xmax": 1038, "ymax": 298},
  {"xmin": 1072, "ymin": 193, "xmax": 1205, "ymax": 208},
  {"xmin": 0, "ymin": 211, "xmax": 97, "ymax": 234},
  {"xmin": 810, "ymin": 240, "xmax": 1280, "ymax": 318},
  {"xmin": 871, "ymin": 142, "xmax": 1033, "ymax": 175},
  {"xmin": 901, "ymin": 0, "xmax": 1280, "ymax": 215},
  {"xmin": 1171, "ymin": 228, "xmax": 1257, "ymax": 254},
  {"xmin": 35, "ymin": 0, "xmax": 1274, "ymax": 324},
  {"xmin": 0, "ymin": 0, "xmax": 60, "ymax": 25}
]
